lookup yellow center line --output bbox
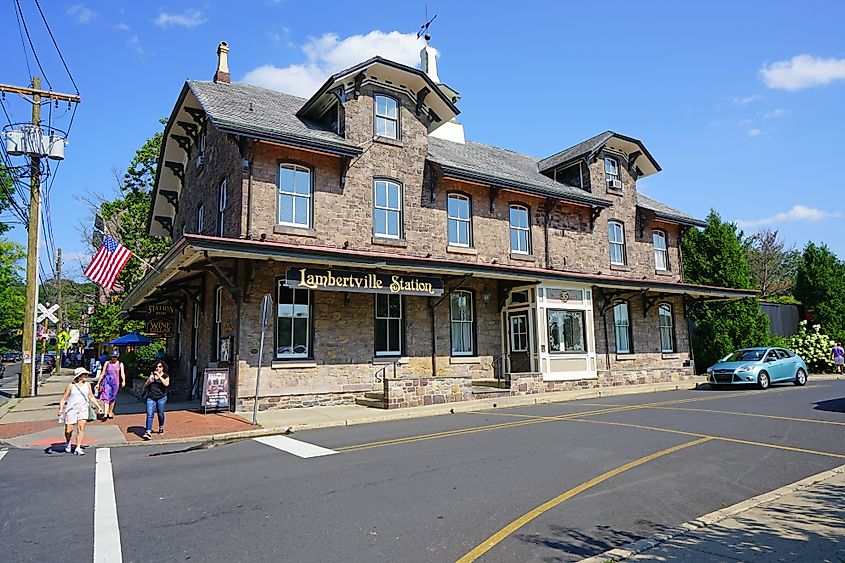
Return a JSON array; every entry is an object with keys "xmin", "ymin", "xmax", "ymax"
[
  {"xmin": 648, "ymin": 406, "xmax": 845, "ymax": 427},
  {"xmin": 456, "ymin": 437, "xmax": 714, "ymax": 563},
  {"xmin": 567, "ymin": 417, "xmax": 845, "ymax": 459}
]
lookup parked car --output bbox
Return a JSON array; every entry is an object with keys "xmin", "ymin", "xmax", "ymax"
[
  {"xmin": 707, "ymin": 347, "xmax": 808, "ymax": 390},
  {"xmin": 1, "ymin": 353, "xmax": 17, "ymax": 363}
]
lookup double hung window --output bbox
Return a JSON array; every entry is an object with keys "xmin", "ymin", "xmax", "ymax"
[
  {"xmin": 447, "ymin": 194, "xmax": 472, "ymax": 247},
  {"xmin": 375, "ymin": 294, "xmax": 402, "ymax": 356},
  {"xmin": 278, "ymin": 164, "xmax": 312, "ymax": 227},
  {"xmin": 509, "ymin": 205, "xmax": 531, "ymax": 254},
  {"xmin": 608, "ymin": 221, "xmax": 626, "ymax": 265},
  {"xmin": 374, "ymin": 95, "xmax": 399, "ymax": 139},
  {"xmin": 605, "ymin": 157, "xmax": 619, "ymax": 184},
  {"xmin": 277, "ymin": 282, "xmax": 310, "ymax": 359},
  {"xmin": 653, "ymin": 230, "xmax": 668, "ymax": 271},
  {"xmin": 658, "ymin": 303, "xmax": 675, "ymax": 352},
  {"xmin": 196, "ymin": 205, "xmax": 204, "ymax": 234},
  {"xmin": 613, "ymin": 302, "xmax": 632, "ymax": 354},
  {"xmin": 547, "ymin": 310, "xmax": 586, "ymax": 353},
  {"xmin": 450, "ymin": 290, "xmax": 474, "ymax": 355},
  {"xmin": 217, "ymin": 180, "xmax": 227, "ymax": 236},
  {"xmin": 373, "ymin": 180, "xmax": 402, "ymax": 239},
  {"xmin": 191, "ymin": 302, "xmax": 199, "ymax": 362},
  {"xmin": 213, "ymin": 286, "xmax": 223, "ymax": 361}
]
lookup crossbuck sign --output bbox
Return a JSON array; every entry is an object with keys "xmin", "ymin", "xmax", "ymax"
[{"xmin": 36, "ymin": 303, "xmax": 59, "ymax": 324}]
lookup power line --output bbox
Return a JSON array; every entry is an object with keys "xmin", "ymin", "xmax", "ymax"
[
  {"xmin": 34, "ymin": 0, "xmax": 80, "ymax": 94},
  {"xmin": 13, "ymin": 0, "xmax": 33, "ymax": 82},
  {"xmin": 14, "ymin": 0, "xmax": 52, "ymax": 90}
]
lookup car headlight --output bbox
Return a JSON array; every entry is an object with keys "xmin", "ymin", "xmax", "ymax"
[
  {"xmin": 736, "ymin": 365, "xmax": 753, "ymax": 373},
  {"xmin": 707, "ymin": 367, "xmax": 713, "ymax": 374}
]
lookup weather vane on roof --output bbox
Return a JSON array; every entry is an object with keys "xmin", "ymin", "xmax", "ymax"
[{"xmin": 416, "ymin": 2, "xmax": 437, "ymax": 43}]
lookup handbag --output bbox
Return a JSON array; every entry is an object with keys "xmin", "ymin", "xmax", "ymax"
[{"xmin": 74, "ymin": 383, "xmax": 98, "ymax": 421}]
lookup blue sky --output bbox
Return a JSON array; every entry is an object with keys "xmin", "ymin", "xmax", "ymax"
[{"xmin": 2, "ymin": 0, "xmax": 844, "ymax": 281}]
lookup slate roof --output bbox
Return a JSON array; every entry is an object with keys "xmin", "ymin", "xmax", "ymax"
[
  {"xmin": 427, "ymin": 136, "xmax": 612, "ymax": 207},
  {"xmin": 188, "ymin": 80, "xmax": 360, "ymax": 155},
  {"xmin": 538, "ymin": 131, "xmax": 615, "ymax": 172},
  {"xmin": 637, "ymin": 193, "xmax": 707, "ymax": 227}
]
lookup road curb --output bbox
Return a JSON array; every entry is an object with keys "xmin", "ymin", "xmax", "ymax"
[
  {"xmin": 0, "ymin": 397, "xmax": 21, "ymax": 420},
  {"xmin": 578, "ymin": 463, "xmax": 845, "ymax": 562}
]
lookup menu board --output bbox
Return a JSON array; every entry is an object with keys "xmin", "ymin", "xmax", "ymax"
[{"xmin": 201, "ymin": 368, "xmax": 230, "ymax": 412}]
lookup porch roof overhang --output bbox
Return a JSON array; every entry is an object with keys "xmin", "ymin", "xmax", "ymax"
[{"xmin": 122, "ymin": 235, "xmax": 757, "ymax": 313}]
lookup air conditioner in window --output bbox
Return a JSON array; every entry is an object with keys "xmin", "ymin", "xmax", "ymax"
[
  {"xmin": 195, "ymin": 155, "xmax": 205, "ymax": 167},
  {"xmin": 607, "ymin": 179, "xmax": 623, "ymax": 190}
]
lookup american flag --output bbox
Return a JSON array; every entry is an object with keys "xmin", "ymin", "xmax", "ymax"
[{"xmin": 84, "ymin": 235, "xmax": 132, "ymax": 291}]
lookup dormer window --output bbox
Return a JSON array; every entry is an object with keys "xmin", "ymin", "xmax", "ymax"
[
  {"xmin": 605, "ymin": 157, "xmax": 621, "ymax": 189},
  {"xmin": 374, "ymin": 95, "xmax": 399, "ymax": 139}
]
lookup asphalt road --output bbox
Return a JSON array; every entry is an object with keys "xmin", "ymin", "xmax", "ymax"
[
  {"xmin": 0, "ymin": 362, "xmax": 21, "ymax": 406},
  {"xmin": 2, "ymin": 379, "xmax": 844, "ymax": 562}
]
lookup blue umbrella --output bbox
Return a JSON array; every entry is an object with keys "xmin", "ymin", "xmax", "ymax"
[{"xmin": 107, "ymin": 332, "xmax": 156, "ymax": 346}]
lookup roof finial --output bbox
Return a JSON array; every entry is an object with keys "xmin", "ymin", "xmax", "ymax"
[{"xmin": 416, "ymin": 2, "xmax": 437, "ymax": 43}]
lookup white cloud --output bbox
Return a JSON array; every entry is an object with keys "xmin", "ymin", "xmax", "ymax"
[
  {"xmin": 67, "ymin": 4, "xmax": 94, "ymax": 24},
  {"xmin": 760, "ymin": 54, "xmax": 845, "ymax": 91},
  {"xmin": 243, "ymin": 31, "xmax": 429, "ymax": 97},
  {"xmin": 736, "ymin": 205, "xmax": 842, "ymax": 228},
  {"xmin": 114, "ymin": 22, "xmax": 130, "ymax": 32},
  {"xmin": 154, "ymin": 9, "xmax": 207, "ymax": 29},
  {"xmin": 747, "ymin": 128, "xmax": 763, "ymax": 137},
  {"xmin": 730, "ymin": 94, "xmax": 762, "ymax": 106},
  {"xmin": 762, "ymin": 108, "xmax": 788, "ymax": 118},
  {"xmin": 129, "ymin": 35, "xmax": 145, "ymax": 55}
]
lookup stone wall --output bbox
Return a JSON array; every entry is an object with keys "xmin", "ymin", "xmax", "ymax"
[{"xmin": 385, "ymin": 376, "xmax": 474, "ymax": 409}]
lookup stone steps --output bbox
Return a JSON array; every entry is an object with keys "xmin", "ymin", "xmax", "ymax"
[
  {"xmin": 471, "ymin": 386, "xmax": 510, "ymax": 396},
  {"xmin": 471, "ymin": 378, "xmax": 509, "ymax": 389},
  {"xmin": 356, "ymin": 393, "xmax": 387, "ymax": 409}
]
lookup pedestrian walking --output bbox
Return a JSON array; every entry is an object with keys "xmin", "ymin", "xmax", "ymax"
[
  {"xmin": 57, "ymin": 367, "xmax": 102, "ymax": 455},
  {"xmin": 96, "ymin": 350, "xmax": 125, "ymax": 420},
  {"xmin": 833, "ymin": 342, "xmax": 845, "ymax": 374},
  {"xmin": 143, "ymin": 360, "xmax": 170, "ymax": 440}
]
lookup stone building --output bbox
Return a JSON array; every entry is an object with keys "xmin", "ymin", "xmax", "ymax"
[{"xmin": 125, "ymin": 42, "xmax": 754, "ymax": 411}]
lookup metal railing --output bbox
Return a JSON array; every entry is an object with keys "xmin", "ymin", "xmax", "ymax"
[
  {"xmin": 374, "ymin": 361, "xmax": 398, "ymax": 402},
  {"xmin": 492, "ymin": 354, "xmax": 507, "ymax": 386}
]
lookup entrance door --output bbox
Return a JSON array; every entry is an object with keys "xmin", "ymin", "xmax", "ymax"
[{"xmin": 508, "ymin": 312, "xmax": 531, "ymax": 373}]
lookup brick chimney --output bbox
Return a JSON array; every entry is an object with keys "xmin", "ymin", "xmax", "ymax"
[{"xmin": 213, "ymin": 41, "xmax": 230, "ymax": 84}]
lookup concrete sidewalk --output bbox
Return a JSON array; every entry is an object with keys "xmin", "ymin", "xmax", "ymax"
[{"xmin": 582, "ymin": 464, "xmax": 845, "ymax": 562}]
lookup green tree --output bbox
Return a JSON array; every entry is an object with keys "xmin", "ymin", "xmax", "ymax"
[
  {"xmin": 0, "ymin": 240, "xmax": 26, "ymax": 351},
  {"xmin": 0, "ymin": 165, "xmax": 18, "ymax": 235},
  {"xmin": 682, "ymin": 210, "xmax": 770, "ymax": 371},
  {"xmin": 794, "ymin": 242, "xmax": 845, "ymax": 342},
  {"xmin": 87, "ymin": 303, "xmax": 143, "ymax": 343},
  {"xmin": 745, "ymin": 228, "xmax": 800, "ymax": 299}
]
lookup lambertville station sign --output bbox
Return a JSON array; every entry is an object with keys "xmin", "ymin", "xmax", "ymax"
[{"xmin": 285, "ymin": 267, "xmax": 444, "ymax": 297}]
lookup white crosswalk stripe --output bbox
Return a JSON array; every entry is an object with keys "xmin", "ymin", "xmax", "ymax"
[
  {"xmin": 253, "ymin": 435, "xmax": 338, "ymax": 458},
  {"xmin": 94, "ymin": 448, "xmax": 123, "ymax": 563},
  {"xmin": 0, "ymin": 450, "xmax": 7, "ymax": 463}
]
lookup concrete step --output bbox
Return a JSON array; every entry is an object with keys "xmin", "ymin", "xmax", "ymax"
[
  {"xmin": 471, "ymin": 386, "xmax": 511, "ymax": 395},
  {"xmin": 364, "ymin": 391, "xmax": 386, "ymax": 400},
  {"xmin": 355, "ymin": 396, "xmax": 387, "ymax": 409},
  {"xmin": 472, "ymin": 379, "xmax": 509, "ymax": 389}
]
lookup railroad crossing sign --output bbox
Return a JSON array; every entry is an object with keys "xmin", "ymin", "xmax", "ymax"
[{"xmin": 36, "ymin": 303, "xmax": 59, "ymax": 324}]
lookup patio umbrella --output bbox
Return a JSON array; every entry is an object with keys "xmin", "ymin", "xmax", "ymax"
[{"xmin": 107, "ymin": 332, "xmax": 156, "ymax": 346}]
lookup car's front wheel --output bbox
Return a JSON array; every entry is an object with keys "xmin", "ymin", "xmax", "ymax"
[
  {"xmin": 758, "ymin": 371, "xmax": 770, "ymax": 390},
  {"xmin": 794, "ymin": 368, "xmax": 807, "ymax": 386}
]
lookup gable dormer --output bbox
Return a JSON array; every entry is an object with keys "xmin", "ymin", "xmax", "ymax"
[{"xmin": 540, "ymin": 131, "xmax": 661, "ymax": 194}]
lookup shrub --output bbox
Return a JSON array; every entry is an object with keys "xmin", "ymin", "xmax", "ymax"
[{"xmin": 786, "ymin": 321, "xmax": 834, "ymax": 373}]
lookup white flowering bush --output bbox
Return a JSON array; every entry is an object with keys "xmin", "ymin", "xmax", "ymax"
[{"xmin": 786, "ymin": 321, "xmax": 834, "ymax": 373}]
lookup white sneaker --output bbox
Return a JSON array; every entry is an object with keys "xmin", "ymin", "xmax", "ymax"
[
  {"xmin": 74, "ymin": 447, "xmax": 85, "ymax": 456},
  {"xmin": 64, "ymin": 442, "xmax": 72, "ymax": 453}
]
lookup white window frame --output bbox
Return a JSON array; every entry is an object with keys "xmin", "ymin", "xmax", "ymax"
[
  {"xmin": 374, "ymin": 94, "xmax": 399, "ymax": 139},
  {"xmin": 217, "ymin": 179, "xmax": 227, "ymax": 236},
  {"xmin": 546, "ymin": 309, "xmax": 587, "ymax": 354},
  {"xmin": 509, "ymin": 314, "xmax": 529, "ymax": 353},
  {"xmin": 605, "ymin": 157, "xmax": 619, "ymax": 181},
  {"xmin": 613, "ymin": 302, "xmax": 632, "ymax": 354},
  {"xmin": 608, "ymin": 221, "xmax": 626, "ymax": 265},
  {"xmin": 276, "ymin": 283, "xmax": 311, "ymax": 359},
  {"xmin": 509, "ymin": 205, "xmax": 531, "ymax": 255},
  {"xmin": 373, "ymin": 179, "xmax": 402, "ymax": 239},
  {"xmin": 447, "ymin": 193, "xmax": 472, "ymax": 247},
  {"xmin": 196, "ymin": 205, "xmax": 204, "ymax": 234},
  {"xmin": 450, "ymin": 290, "xmax": 474, "ymax": 356},
  {"xmin": 375, "ymin": 294, "xmax": 402, "ymax": 356},
  {"xmin": 653, "ymin": 229, "xmax": 668, "ymax": 271},
  {"xmin": 278, "ymin": 164, "xmax": 312, "ymax": 228},
  {"xmin": 214, "ymin": 286, "xmax": 223, "ymax": 361},
  {"xmin": 658, "ymin": 303, "xmax": 675, "ymax": 353}
]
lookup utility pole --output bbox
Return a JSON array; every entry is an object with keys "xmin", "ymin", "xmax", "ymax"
[
  {"xmin": 2, "ymin": 78, "xmax": 80, "ymax": 397},
  {"xmin": 20, "ymin": 77, "xmax": 41, "ymax": 398},
  {"xmin": 56, "ymin": 247, "xmax": 63, "ymax": 376}
]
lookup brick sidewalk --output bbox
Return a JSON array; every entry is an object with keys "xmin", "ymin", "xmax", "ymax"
[{"xmin": 107, "ymin": 409, "xmax": 254, "ymax": 442}]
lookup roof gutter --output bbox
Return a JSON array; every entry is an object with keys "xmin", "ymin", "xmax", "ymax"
[{"xmin": 213, "ymin": 120, "xmax": 362, "ymax": 158}]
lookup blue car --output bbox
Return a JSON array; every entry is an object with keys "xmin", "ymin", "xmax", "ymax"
[{"xmin": 707, "ymin": 347, "xmax": 808, "ymax": 390}]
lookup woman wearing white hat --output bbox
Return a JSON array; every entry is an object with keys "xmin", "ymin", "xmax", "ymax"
[{"xmin": 57, "ymin": 367, "xmax": 103, "ymax": 455}]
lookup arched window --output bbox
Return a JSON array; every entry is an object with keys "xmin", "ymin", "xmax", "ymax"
[
  {"xmin": 658, "ymin": 303, "xmax": 675, "ymax": 352},
  {"xmin": 373, "ymin": 179, "xmax": 403, "ymax": 239},
  {"xmin": 213, "ymin": 286, "xmax": 223, "ymax": 360},
  {"xmin": 374, "ymin": 94, "xmax": 399, "ymax": 139},
  {"xmin": 217, "ymin": 179, "xmax": 227, "ymax": 236},
  {"xmin": 447, "ymin": 193, "xmax": 472, "ymax": 247},
  {"xmin": 450, "ymin": 290, "xmax": 475, "ymax": 355},
  {"xmin": 509, "ymin": 205, "xmax": 531, "ymax": 254},
  {"xmin": 278, "ymin": 164, "xmax": 312, "ymax": 228},
  {"xmin": 653, "ymin": 229, "xmax": 668, "ymax": 271},
  {"xmin": 608, "ymin": 221, "xmax": 626, "ymax": 265}
]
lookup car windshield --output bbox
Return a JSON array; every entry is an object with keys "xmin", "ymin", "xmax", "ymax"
[{"xmin": 723, "ymin": 349, "xmax": 765, "ymax": 362}]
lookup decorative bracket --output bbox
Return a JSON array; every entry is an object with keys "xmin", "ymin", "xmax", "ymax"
[
  {"xmin": 415, "ymin": 86, "xmax": 430, "ymax": 116},
  {"xmin": 590, "ymin": 206, "xmax": 604, "ymax": 231},
  {"xmin": 545, "ymin": 197, "xmax": 560, "ymax": 222},
  {"xmin": 490, "ymin": 187, "xmax": 500, "ymax": 213},
  {"xmin": 159, "ymin": 190, "xmax": 179, "ymax": 212},
  {"xmin": 352, "ymin": 72, "xmax": 365, "ymax": 99},
  {"xmin": 164, "ymin": 161, "xmax": 185, "ymax": 186},
  {"xmin": 171, "ymin": 134, "xmax": 191, "ymax": 155},
  {"xmin": 428, "ymin": 162, "xmax": 441, "ymax": 203},
  {"xmin": 204, "ymin": 252, "xmax": 240, "ymax": 301},
  {"xmin": 642, "ymin": 292, "xmax": 662, "ymax": 318},
  {"xmin": 339, "ymin": 156, "xmax": 351, "ymax": 190},
  {"xmin": 176, "ymin": 121, "xmax": 200, "ymax": 145},
  {"xmin": 183, "ymin": 107, "xmax": 206, "ymax": 128},
  {"xmin": 329, "ymin": 86, "xmax": 345, "ymax": 104},
  {"xmin": 154, "ymin": 215, "xmax": 173, "ymax": 234},
  {"xmin": 427, "ymin": 108, "xmax": 441, "ymax": 124}
]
